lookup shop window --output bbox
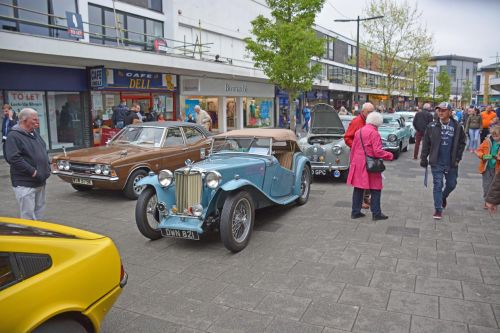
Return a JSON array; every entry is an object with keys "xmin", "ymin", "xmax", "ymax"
[
  {"xmin": 7, "ymin": 91, "xmax": 49, "ymax": 144},
  {"xmin": 245, "ymin": 97, "xmax": 273, "ymax": 128},
  {"xmin": 47, "ymin": 92, "xmax": 84, "ymax": 149}
]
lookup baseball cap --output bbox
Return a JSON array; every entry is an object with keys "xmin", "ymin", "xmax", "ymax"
[{"xmin": 436, "ymin": 102, "xmax": 452, "ymax": 110}]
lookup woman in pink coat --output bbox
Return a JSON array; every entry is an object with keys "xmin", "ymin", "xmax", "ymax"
[{"xmin": 347, "ymin": 112, "xmax": 394, "ymax": 220}]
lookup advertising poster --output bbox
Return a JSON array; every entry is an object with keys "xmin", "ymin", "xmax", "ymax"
[
  {"xmin": 8, "ymin": 91, "xmax": 49, "ymax": 143},
  {"xmin": 185, "ymin": 99, "xmax": 199, "ymax": 121}
]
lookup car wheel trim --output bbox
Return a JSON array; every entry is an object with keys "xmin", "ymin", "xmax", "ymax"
[
  {"xmin": 133, "ymin": 175, "xmax": 145, "ymax": 195},
  {"xmin": 232, "ymin": 198, "xmax": 251, "ymax": 243},
  {"xmin": 145, "ymin": 193, "xmax": 159, "ymax": 229},
  {"xmin": 300, "ymin": 168, "xmax": 310, "ymax": 199}
]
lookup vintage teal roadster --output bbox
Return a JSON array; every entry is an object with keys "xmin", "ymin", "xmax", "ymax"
[{"xmin": 135, "ymin": 129, "xmax": 311, "ymax": 252}]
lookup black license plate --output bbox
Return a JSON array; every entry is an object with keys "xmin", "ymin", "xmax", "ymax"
[
  {"xmin": 72, "ymin": 178, "xmax": 93, "ymax": 185},
  {"xmin": 161, "ymin": 228, "xmax": 200, "ymax": 240},
  {"xmin": 313, "ymin": 169, "xmax": 326, "ymax": 176}
]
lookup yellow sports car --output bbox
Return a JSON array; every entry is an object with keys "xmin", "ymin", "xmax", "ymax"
[{"xmin": 0, "ymin": 217, "xmax": 127, "ymax": 333}]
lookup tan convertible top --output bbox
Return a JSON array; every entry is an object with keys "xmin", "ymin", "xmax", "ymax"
[{"xmin": 214, "ymin": 128, "xmax": 297, "ymax": 142}]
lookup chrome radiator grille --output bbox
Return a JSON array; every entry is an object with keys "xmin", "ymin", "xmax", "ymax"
[{"xmin": 175, "ymin": 171, "xmax": 202, "ymax": 213}]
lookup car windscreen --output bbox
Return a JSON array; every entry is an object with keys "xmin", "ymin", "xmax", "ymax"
[
  {"xmin": 380, "ymin": 118, "xmax": 400, "ymax": 128},
  {"xmin": 211, "ymin": 137, "xmax": 271, "ymax": 155},
  {"xmin": 311, "ymin": 111, "xmax": 344, "ymax": 134},
  {"xmin": 0, "ymin": 223, "xmax": 77, "ymax": 238},
  {"xmin": 111, "ymin": 126, "xmax": 165, "ymax": 147}
]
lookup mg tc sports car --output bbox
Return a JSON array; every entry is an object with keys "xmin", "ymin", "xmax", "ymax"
[
  {"xmin": 298, "ymin": 103, "xmax": 350, "ymax": 180},
  {"xmin": 134, "ymin": 128, "xmax": 312, "ymax": 252},
  {"xmin": 379, "ymin": 114, "xmax": 411, "ymax": 159},
  {"xmin": 0, "ymin": 217, "xmax": 127, "ymax": 333},
  {"xmin": 52, "ymin": 122, "xmax": 212, "ymax": 199}
]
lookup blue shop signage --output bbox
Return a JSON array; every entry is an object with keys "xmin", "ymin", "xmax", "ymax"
[{"xmin": 90, "ymin": 67, "xmax": 177, "ymax": 91}]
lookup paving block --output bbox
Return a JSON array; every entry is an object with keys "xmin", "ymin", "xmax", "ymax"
[
  {"xmin": 302, "ymin": 300, "xmax": 359, "ymax": 330},
  {"xmin": 207, "ymin": 308, "xmax": 273, "ymax": 333},
  {"xmin": 415, "ymin": 276, "xmax": 463, "ymax": 299},
  {"xmin": 396, "ymin": 259, "xmax": 438, "ymax": 277},
  {"xmin": 387, "ymin": 290, "xmax": 439, "ymax": 318},
  {"xmin": 410, "ymin": 315, "xmax": 467, "ymax": 333},
  {"xmin": 462, "ymin": 281, "xmax": 500, "ymax": 304},
  {"xmin": 370, "ymin": 270, "xmax": 416, "ymax": 291},
  {"xmin": 440, "ymin": 297, "xmax": 498, "ymax": 328},
  {"xmin": 438, "ymin": 262, "xmax": 483, "ymax": 282},
  {"xmin": 253, "ymin": 292, "xmax": 311, "ymax": 320},
  {"xmin": 352, "ymin": 308, "xmax": 411, "ymax": 333},
  {"xmin": 338, "ymin": 284, "xmax": 390, "ymax": 309},
  {"xmin": 212, "ymin": 285, "xmax": 267, "ymax": 311}
]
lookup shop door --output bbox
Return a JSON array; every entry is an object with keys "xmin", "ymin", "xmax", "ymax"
[
  {"xmin": 226, "ymin": 98, "xmax": 237, "ymax": 131},
  {"xmin": 122, "ymin": 93, "xmax": 152, "ymax": 115}
]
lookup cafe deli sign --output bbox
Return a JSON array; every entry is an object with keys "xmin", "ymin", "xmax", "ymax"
[{"xmin": 90, "ymin": 67, "xmax": 176, "ymax": 91}]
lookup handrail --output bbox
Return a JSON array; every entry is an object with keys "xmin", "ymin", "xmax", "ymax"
[{"xmin": 0, "ymin": 2, "xmax": 214, "ymax": 55}]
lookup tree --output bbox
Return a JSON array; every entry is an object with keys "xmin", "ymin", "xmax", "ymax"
[
  {"xmin": 462, "ymin": 80, "xmax": 472, "ymax": 107},
  {"xmin": 414, "ymin": 55, "xmax": 432, "ymax": 103},
  {"xmin": 244, "ymin": 0, "xmax": 325, "ymax": 130},
  {"xmin": 362, "ymin": 0, "xmax": 433, "ymax": 105},
  {"xmin": 435, "ymin": 70, "xmax": 451, "ymax": 102}
]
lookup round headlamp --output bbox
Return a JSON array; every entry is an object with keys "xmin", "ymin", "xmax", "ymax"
[
  {"xmin": 63, "ymin": 161, "xmax": 70, "ymax": 171},
  {"xmin": 191, "ymin": 204, "xmax": 203, "ymax": 217},
  {"xmin": 332, "ymin": 145, "xmax": 342, "ymax": 155},
  {"xmin": 313, "ymin": 147, "xmax": 318, "ymax": 153},
  {"xmin": 57, "ymin": 160, "xmax": 64, "ymax": 170},
  {"xmin": 205, "ymin": 171, "xmax": 222, "ymax": 189},
  {"xmin": 158, "ymin": 169, "xmax": 173, "ymax": 187},
  {"xmin": 102, "ymin": 165, "xmax": 111, "ymax": 176},
  {"xmin": 94, "ymin": 164, "xmax": 102, "ymax": 174},
  {"xmin": 388, "ymin": 134, "xmax": 397, "ymax": 142}
]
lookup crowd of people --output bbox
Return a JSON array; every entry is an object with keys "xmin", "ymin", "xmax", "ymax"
[
  {"xmin": 2, "ymin": 99, "xmax": 500, "ymax": 221},
  {"xmin": 344, "ymin": 101, "xmax": 500, "ymax": 221}
]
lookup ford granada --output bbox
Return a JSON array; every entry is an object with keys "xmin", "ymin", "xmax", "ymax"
[
  {"xmin": 0, "ymin": 217, "xmax": 127, "ymax": 333},
  {"xmin": 134, "ymin": 128, "xmax": 312, "ymax": 252},
  {"xmin": 52, "ymin": 122, "xmax": 212, "ymax": 199},
  {"xmin": 298, "ymin": 103, "xmax": 350, "ymax": 180}
]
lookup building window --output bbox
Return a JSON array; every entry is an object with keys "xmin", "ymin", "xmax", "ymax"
[
  {"xmin": 327, "ymin": 37, "xmax": 334, "ymax": 61},
  {"xmin": 1, "ymin": 0, "xmax": 78, "ymax": 40},
  {"xmin": 89, "ymin": 4, "xmax": 163, "ymax": 50},
  {"xmin": 119, "ymin": 0, "xmax": 162, "ymax": 12},
  {"xmin": 466, "ymin": 68, "xmax": 470, "ymax": 80},
  {"xmin": 450, "ymin": 66, "xmax": 457, "ymax": 81}
]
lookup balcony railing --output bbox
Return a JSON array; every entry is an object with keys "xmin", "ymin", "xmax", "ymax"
[{"xmin": 0, "ymin": 2, "xmax": 247, "ymax": 65}]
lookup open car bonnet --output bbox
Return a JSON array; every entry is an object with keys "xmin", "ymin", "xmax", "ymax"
[{"xmin": 310, "ymin": 104, "xmax": 345, "ymax": 135}]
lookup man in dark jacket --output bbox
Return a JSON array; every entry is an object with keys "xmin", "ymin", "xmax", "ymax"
[
  {"xmin": 112, "ymin": 99, "xmax": 129, "ymax": 128},
  {"xmin": 124, "ymin": 103, "xmax": 142, "ymax": 126},
  {"xmin": 420, "ymin": 102, "xmax": 466, "ymax": 220},
  {"xmin": 4, "ymin": 108, "xmax": 51, "ymax": 220},
  {"xmin": 2, "ymin": 104, "xmax": 17, "ymax": 142},
  {"xmin": 486, "ymin": 172, "xmax": 500, "ymax": 213},
  {"xmin": 412, "ymin": 103, "xmax": 434, "ymax": 159}
]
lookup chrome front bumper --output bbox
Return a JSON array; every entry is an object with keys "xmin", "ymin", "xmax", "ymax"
[
  {"xmin": 52, "ymin": 170, "xmax": 119, "ymax": 182},
  {"xmin": 310, "ymin": 163, "xmax": 349, "ymax": 171}
]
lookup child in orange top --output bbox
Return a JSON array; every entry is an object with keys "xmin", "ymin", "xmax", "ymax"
[{"xmin": 476, "ymin": 125, "xmax": 500, "ymax": 208}]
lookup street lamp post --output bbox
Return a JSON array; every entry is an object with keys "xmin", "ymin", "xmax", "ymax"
[{"xmin": 335, "ymin": 15, "xmax": 384, "ymax": 110}]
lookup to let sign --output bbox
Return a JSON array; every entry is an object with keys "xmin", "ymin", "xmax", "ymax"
[{"xmin": 66, "ymin": 11, "xmax": 84, "ymax": 38}]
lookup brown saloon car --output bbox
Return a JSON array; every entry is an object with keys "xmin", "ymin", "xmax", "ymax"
[{"xmin": 52, "ymin": 122, "xmax": 212, "ymax": 199}]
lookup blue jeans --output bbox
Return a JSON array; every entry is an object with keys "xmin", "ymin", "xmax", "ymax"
[
  {"xmin": 302, "ymin": 119, "xmax": 310, "ymax": 131},
  {"xmin": 352, "ymin": 187, "xmax": 382, "ymax": 217},
  {"xmin": 116, "ymin": 121, "xmax": 124, "ymax": 129},
  {"xmin": 431, "ymin": 165, "xmax": 458, "ymax": 212},
  {"xmin": 468, "ymin": 129, "xmax": 480, "ymax": 150}
]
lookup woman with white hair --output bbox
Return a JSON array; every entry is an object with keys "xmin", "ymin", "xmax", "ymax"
[{"xmin": 347, "ymin": 111, "xmax": 394, "ymax": 220}]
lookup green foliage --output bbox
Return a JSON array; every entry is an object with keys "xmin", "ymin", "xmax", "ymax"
[
  {"xmin": 436, "ymin": 71, "xmax": 451, "ymax": 102},
  {"xmin": 244, "ymin": 0, "xmax": 325, "ymax": 102},
  {"xmin": 362, "ymin": 0, "xmax": 433, "ymax": 100},
  {"xmin": 462, "ymin": 80, "xmax": 472, "ymax": 105},
  {"xmin": 414, "ymin": 55, "xmax": 432, "ymax": 100}
]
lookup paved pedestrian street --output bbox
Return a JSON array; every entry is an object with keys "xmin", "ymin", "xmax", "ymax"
[{"xmin": 1, "ymin": 144, "xmax": 499, "ymax": 333}]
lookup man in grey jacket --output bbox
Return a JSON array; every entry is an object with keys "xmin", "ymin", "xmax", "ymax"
[{"xmin": 4, "ymin": 108, "xmax": 51, "ymax": 220}]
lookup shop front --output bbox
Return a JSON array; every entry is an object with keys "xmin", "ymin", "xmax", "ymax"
[
  {"xmin": 276, "ymin": 88, "xmax": 290, "ymax": 128},
  {"xmin": 368, "ymin": 93, "xmax": 390, "ymax": 110},
  {"xmin": 89, "ymin": 67, "xmax": 177, "ymax": 145},
  {"xmin": 305, "ymin": 89, "xmax": 329, "ymax": 106},
  {"xmin": 180, "ymin": 76, "xmax": 275, "ymax": 133},
  {"xmin": 330, "ymin": 91, "xmax": 352, "ymax": 110},
  {"xmin": 0, "ymin": 62, "xmax": 88, "ymax": 153}
]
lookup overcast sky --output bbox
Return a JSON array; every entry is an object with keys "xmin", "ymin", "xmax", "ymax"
[{"xmin": 316, "ymin": 0, "xmax": 500, "ymax": 68}]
